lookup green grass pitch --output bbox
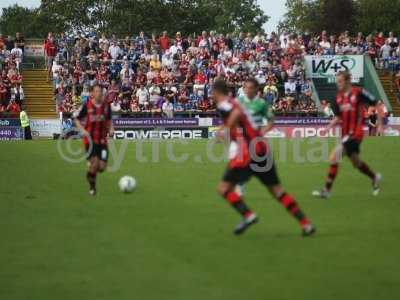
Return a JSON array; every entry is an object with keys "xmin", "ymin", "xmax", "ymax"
[{"xmin": 0, "ymin": 138, "xmax": 399, "ymax": 300}]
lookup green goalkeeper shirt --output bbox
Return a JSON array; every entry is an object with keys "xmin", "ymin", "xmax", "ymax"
[{"xmin": 237, "ymin": 94, "xmax": 274, "ymax": 128}]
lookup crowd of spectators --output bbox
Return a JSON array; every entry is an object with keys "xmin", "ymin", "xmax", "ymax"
[
  {"xmin": 45, "ymin": 30, "xmax": 319, "ymax": 117},
  {"xmin": 303, "ymin": 30, "xmax": 400, "ymax": 73},
  {"xmin": 46, "ymin": 29, "xmax": 400, "ymax": 117},
  {"xmin": 2, "ymin": 29, "xmax": 400, "ymax": 119},
  {"xmin": 0, "ymin": 33, "xmax": 25, "ymax": 116}
]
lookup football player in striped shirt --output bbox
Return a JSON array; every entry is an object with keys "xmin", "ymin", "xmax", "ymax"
[
  {"xmin": 235, "ymin": 78, "xmax": 274, "ymax": 196},
  {"xmin": 313, "ymin": 71, "xmax": 382, "ymax": 199},
  {"xmin": 74, "ymin": 85, "xmax": 114, "ymax": 196},
  {"xmin": 213, "ymin": 78, "xmax": 316, "ymax": 236}
]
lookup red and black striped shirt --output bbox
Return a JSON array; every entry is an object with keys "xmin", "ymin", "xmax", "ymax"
[
  {"xmin": 332, "ymin": 87, "xmax": 376, "ymax": 141},
  {"xmin": 75, "ymin": 98, "xmax": 112, "ymax": 145},
  {"xmin": 218, "ymin": 98, "xmax": 268, "ymax": 168}
]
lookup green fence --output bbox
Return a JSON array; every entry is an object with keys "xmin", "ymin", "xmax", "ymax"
[{"xmin": 363, "ymin": 55, "xmax": 392, "ymax": 111}]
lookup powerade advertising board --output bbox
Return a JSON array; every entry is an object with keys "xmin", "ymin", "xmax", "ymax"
[
  {"xmin": 114, "ymin": 128, "xmax": 209, "ymax": 140},
  {"xmin": 113, "ymin": 118, "xmax": 199, "ymax": 128},
  {"xmin": 113, "ymin": 118, "xmax": 208, "ymax": 140}
]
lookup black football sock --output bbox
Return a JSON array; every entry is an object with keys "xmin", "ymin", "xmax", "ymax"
[
  {"xmin": 325, "ymin": 163, "xmax": 339, "ymax": 191},
  {"xmin": 87, "ymin": 171, "xmax": 97, "ymax": 190},
  {"xmin": 358, "ymin": 162, "xmax": 375, "ymax": 180}
]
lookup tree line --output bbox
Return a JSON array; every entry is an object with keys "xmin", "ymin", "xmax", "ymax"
[
  {"xmin": 0, "ymin": 0, "xmax": 268, "ymax": 38},
  {"xmin": 279, "ymin": 0, "xmax": 400, "ymax": 35}
]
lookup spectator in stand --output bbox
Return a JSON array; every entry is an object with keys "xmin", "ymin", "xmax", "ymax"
[
  {"xmin": 159, "ymin": 31, "xmax": 170, "ymax": 53},
  {"xmin": 51, "ymin": 59, "xmax": 63, "ymax": 86},
  {"xmin": 377, "ymin": 100, "xmax": 388, "ymax": 121},
  {"xmin": 5, "ymin": 35, "xmax": 14, "ymax": 51},
  {"xmin": 11, "ymin": 43, "xmax": 23, "ymax": 70},
  {"xmin": 99, "ymin": 33, "xmax": 110, "ymax": 51},
  {"xmin": 130, "ymin": 94, "xmax": 140, "ymax": 112},
  {"xmin": 14, "ymin": 32, "xmax": 25, "ymax": 53},
  {"xmin": 284, "ymin": 78, "xmax": 296, "ymax": 96},
  {"xmin": 320, "ymin": 100, "xmax": 334, "ymax": 117},
  {"xmin": 0, "ymin": 80, "xmax": 8, "ymax": 106},
  {"xmin": 108, "ymin": 41, "xmax": 121, "ymax": 60},
  {"xmin": 106, "ymin": 79, "xmax": 120, "ymax": 103},
  {"xmin": 162, "ymin": 98, "xmax": 174, "ymax": 118},
  {"xmin": 80, "ymin": 85, "xmax": 90, "ymax": 104},
  {"xmin": 301, "ymin": 79, "xmax": 312, "ymax": 101},
  {"xmin": 60, "ymin": 91, "xmax": 73, "ymax": 113},
  {"xmin": 255, "ymin": 70, "xmax": 266, "ymax": 85},
  {"xmin": 367, "ymin": 105, "xmax": 379, "ymax": 136},
  {"xmin": 54, "ymin": 87, "xmax": 65, "ymax": 113},
  {"xmin": 193, "ymin": 69, "xmax": 207, "ymax": 96},
  {"xmin": 9, "ymin": 66, "xmax": 22, "ymax": 85},
  {"xmin": 263, "ymin": 82, "xmax": 278, "ymax": 105},
  {"xmin": 7, "ymin": 99, "xmax": 20, "ymax": 117},
  {"xmin": 71, "ymin": 88, "xmax": 81, "ymax": 108},
  {"xmin": 389, "ymin": 50, "xmax": 399, "ymax": 73},
  {"xmin": 44, "ymin": 37, "xmax": 57, "ymax": 80},
  {"xmin": 13, "ymin": 83, "xmax": 24, "ymax": 107},
  {"xmin": 380, "ymin": 40, "xmax": 392, "ymax": 71},
  {"xmin": 375, "ymin": 32, "xmax": 386, "ymax": 48},
  {"xmin": 136, "ymin": 84, "xmax": 149, "ymax": 110},
  {"xmin": 111, "ymin": 98, "xmax": 122, "ymax": 114}
]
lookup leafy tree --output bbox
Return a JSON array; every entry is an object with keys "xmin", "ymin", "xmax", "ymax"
[
  {"xmin": 39, "ymin": 0, "xmax": 269, "ymax": 36},
  {"xmin": 40, "ymin": 0, "xmax": 97, "ymax": 33},
  {"xmin": 278, "ymin": 0, "xmax": 323, "ymax": 33},
  {"xmin": 279, "ymin": 0, "xmax": 400, "ymax": 35},
  {"xmin": 323, "ymin": 0, "xmax": 356, "ymax": 34},
  {"xmin": 279, "ymin": 0, "xmax": 355, "ymax": 34},
  {"xmin": 0, "ymin": 5, "xmax": 37, "ymax": 37},
  {"xmin": 356, "ymin": 0, "xmax": 400, "ymax": 34},
  {"xmin": 213, "ymin": 0, "xmax": 269, "ymax": 34}
]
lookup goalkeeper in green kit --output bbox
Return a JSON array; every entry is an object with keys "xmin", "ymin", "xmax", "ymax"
[{"xmin": 235, "ymin": 78, "xmax": 275, "ymax": 196}]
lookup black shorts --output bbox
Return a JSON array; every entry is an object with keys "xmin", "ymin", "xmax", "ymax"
[
  {"xmin": 86, "ymin": 144, "xmax": 108, "ymax": 162},
  {"xmin": 343, "ymin": 139, "xmax": 361, "ymax": 157},
  {"xmin": 223, "ymin": 158, "xmax": 281, "ymax": 187}
]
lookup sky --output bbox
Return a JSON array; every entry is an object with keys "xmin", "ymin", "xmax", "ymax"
[{"xmin": 0, "ymin": 0, "xmax": 287, "ymax": 32}]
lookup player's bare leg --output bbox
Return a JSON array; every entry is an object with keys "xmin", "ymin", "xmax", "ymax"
[
  {"xmin": 349, "ymin": 153, "xmax": 382, "ymax": 196},
  {"xmin": 98, "ymin": 160, "xmax": 107, "ymax": 173},
  {"xmin": 313, "ymin": 144, "xmax": 342, "ymax": 199},
  {"xmin": 87, "ymin": 157, "xmax": 99, "ymax": 196},
  {"xmin": 218, "ymin": 181, "xmax": 258, "ymax": 235},
  {"xmin": 268, "ymin": 185, "xmax": 316, "ymax": 236}
]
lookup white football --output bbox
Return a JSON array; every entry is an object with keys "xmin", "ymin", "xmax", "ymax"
[{"xmin": 118, "ymin": 176, "xmax": 137, "ymax": 193}]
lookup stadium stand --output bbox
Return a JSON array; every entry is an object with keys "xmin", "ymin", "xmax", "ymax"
[
  {"xmin": 0, "ymin": 35, "xmax": 24, "ymax": 117},
  {"xmin": 45, "ymin": 31, "xmax": 318, "ymax": 117},
  {"xmin": 22, "ymin": 69, "xmax": 56, "ymax": 118},
  {"xmin": 1, "ymin": 30, "xmax": 399, "ymax": 118}
]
